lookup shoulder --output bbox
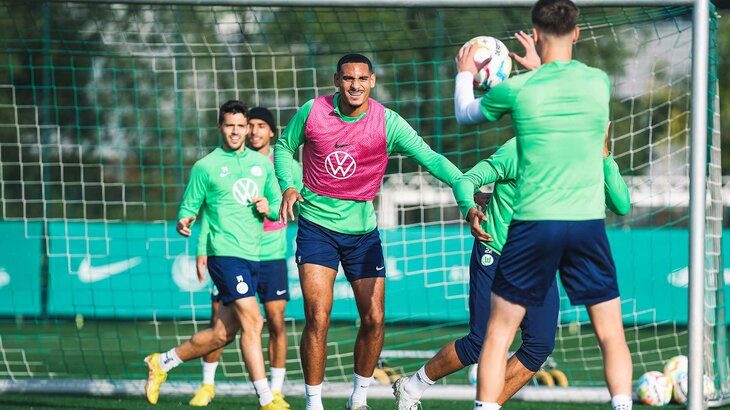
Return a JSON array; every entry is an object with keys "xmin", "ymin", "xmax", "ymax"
[
  {"xmin": 193, "ymin": 149, "xmax": 220, "ymax": 170},
  {"xmin": 572, "ymin": 61, "xmax": 610, "ymax": 85}
]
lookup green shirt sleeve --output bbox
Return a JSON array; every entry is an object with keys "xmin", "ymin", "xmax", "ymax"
[
  {"xmin": 275, "ymin": 100, "xmax": 313, "ymax": 193},
  {"xmin": 177, "ymin": 162, "xmax": 209, "ymax": 221},
  {"xmin": 263, "ymin": 159, "xmax": 282, "ymax": 221},
  {"xmin": 196, "ymin": 209, "xmax": 209, "ymax": 256},
  {"xmin": 479, "ymin": 72, "xmax": 531, "ymax": 122},
  {"xmin": 452, "ymin": 139, "xmax": 517, "ymax": 218},
  {"xmin": 603, "ymin": 154, "xmax": 631, "ymax": 215},
  {"xmin": 385, "ymin": 109, "xmax": 461, "ymax": 187},
  {"xmin": 292, "ymin": 159, "xmax": 304, "ymax": 191}
]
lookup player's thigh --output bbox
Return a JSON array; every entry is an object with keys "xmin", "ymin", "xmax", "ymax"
[
  {"xmin": 492, "ymin": 220, "xmax": 567, "ymax": 306},
  {"xmin": 467, "ymin": 240, "xmax": 499, "ymax": 340},
  {"xmin": 559, "ymin": 219, "xmax": 618, "ymax": 306},
  {"xmin": 207, "ymin": 256, "xmax": 259, "ymax": 304},
  {"xmin": 586, "ymin": 296, "xmax": 623, "ymax": 341},
  {"xmin": 295, "ymin": 217, "xmax": 340, "ymax": 270},
  {"xmin": 257, "ymin": 259, "xmax": 290, "ymax": 303},
  {"xmin": 298, "ymin": 263, "xmax": 338, "ymax": 317},
  {"xmin": 339, "ymin": 227, "xmax": 385, "ymax": 282}
]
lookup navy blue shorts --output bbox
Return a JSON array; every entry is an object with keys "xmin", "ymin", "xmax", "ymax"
[
  {"xmin": 211, "ymin": 259, "xmax": 289, "ymax": 303},
  {"xmin": 207, "ymin": 256, "xmax": 259, "ymax": 304},
  {"xmin": 257, "ymin": 259, "xmax": 290, "ymax": 303},
  {"xmin": 493, "ymin": 219, "xmax": 618, "ymax": 307},
  {"xmin": 454, "ymin": 240, "xmax": 559, "ymax": 371},
  {"xmin": 295, "ymin": 217, "xmax": 385, "ymax": 282}
]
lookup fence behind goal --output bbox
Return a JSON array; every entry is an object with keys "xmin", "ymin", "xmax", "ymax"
[{"xmin": 0, "ymin": 0, "xmax": 724, "ymax": 404}]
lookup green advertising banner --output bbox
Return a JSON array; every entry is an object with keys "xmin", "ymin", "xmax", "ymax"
[
  {"xmin": 0, "ymin": 220, "xmax": 715, "ymax": 324},
  {"xmin": 0, "ymin": 221, "xmax": 43, "ymax": 315}
]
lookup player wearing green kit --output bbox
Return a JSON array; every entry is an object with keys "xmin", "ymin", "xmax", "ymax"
[
  {"xmin": 394, "ymin": 131, "xmax": 630, "ymax": 409},
  {"xmin": 465, "ymin": 2, "xmax": 633, "ymax": 410},
  {"xmin": 275, "ymin": 54, "xmax": 461, "ymax": 410},
  {"xmin": 189, "ymin": 107, "xmax": 301, "ymax": 407},
  {"xmin": 143, "ymin": 100, "xmax": 286, "ymax": 410}
]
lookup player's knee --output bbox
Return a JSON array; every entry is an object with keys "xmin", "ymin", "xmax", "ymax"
[
  {"xmin": 515, "ymin": 339, "xmax": 555, "ymax": 372},
  {"xmin": 305, "ymin": 312, "xmax": 330, "ymax": 336},
  {"xmin": 211, "ymin": 326, "xmax": 233, "ymax": 348},
  {"xmin": 266, "ymin": 316, "xmax": 287, "ymax": 337},
  {"xmin": 359, "ymin": 309, "xmax": 384, "ymax": 331},
  {"xmin": 454, "ymin": 331, "xmax": 484, "ymax": 366}
]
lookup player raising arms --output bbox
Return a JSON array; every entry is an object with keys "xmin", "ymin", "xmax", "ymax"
[
  {"xmin": 143, "ymin": 100, "xmax": 286, "ymax": 410},
  {"xmin": 274, "ymin": 53, "xmax": 462, "ymax": 410},
  {"xmin": 459, "ymin": 1, "xmax": 634, "ymax": 409},
  {"xmin": 189, "ymin": 107, "xmax": 302, "ymax": 407},
  {"xmin": 394, "ymin": 128, "xmax": 630, "ymax": 408}
]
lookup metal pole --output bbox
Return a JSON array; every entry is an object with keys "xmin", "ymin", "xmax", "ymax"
[{"xmin": 688, "ymin": 0, "xmax": 710, "ymax": 409}]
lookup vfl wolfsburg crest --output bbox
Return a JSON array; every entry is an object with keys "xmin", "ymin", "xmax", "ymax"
[{"xmin": 481, "ymin": 253, "xmax": 494, "ymax": 266}]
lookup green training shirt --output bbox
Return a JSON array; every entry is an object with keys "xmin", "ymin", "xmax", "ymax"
[
  {"xmin": 197, "ymin": 156, "xmax": 303, "ymax": 261},
  {"xmin": 453, "ymin": 138, "xmax": 631, "ymax": 253},
  {"xmin": 480, "ymin": 60, "xmax": 611, "ymax": 221},
  {"xmin": 276, "ymin": 94, "xmax": 462, "ymax": 235},
  {"xmin": 179, "ymin": 146, "xmax": 281, "ymax": 261}
]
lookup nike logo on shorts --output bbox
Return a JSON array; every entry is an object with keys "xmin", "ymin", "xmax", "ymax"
[
  {"xmin": 276, "ymin": 289, "xmax": 287, "ymax": 295},
  {"xmin": 376, "ymin": 266, "xmax": 385, "ymax": 271}
]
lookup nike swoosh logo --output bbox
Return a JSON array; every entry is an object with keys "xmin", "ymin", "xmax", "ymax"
[
  {"xmin": 220, "ymin": 172, "xmax": 230, "ymax": 178},
  {"xmin": 376, "ymin": 266, "xmax": 385, "ymax": 271},
  {"xmin": 334, "ymin": 143, "xmax": 351, "ymax": 148},
  {"xmin": 76, "ymin": 256, "xmax": 142, "ymax": 283},
  {"xmin": 276, "ymin": 289, "xmax": 287, "ymax": 295}
]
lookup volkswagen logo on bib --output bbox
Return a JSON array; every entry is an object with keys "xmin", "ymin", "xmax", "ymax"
[
  {"xmin": 325, "ymin": 151, "xmax": 356, "ymax": 179},
  {"xmin": 232, "ymin": 178, "xmax": 259, "ymax": 205}
]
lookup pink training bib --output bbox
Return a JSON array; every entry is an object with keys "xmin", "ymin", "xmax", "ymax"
[{"xmin": 302, "ymin": 95, "xmax": 388, "ymax": 201}]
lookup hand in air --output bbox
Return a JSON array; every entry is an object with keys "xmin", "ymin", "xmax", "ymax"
[
  {"xmin": 455, "ymin": 43, "xmax": 490, "ymax": 76},
  {"xmin": 510, "ymin": 31, "xmax": 541, "ymax": 71}
]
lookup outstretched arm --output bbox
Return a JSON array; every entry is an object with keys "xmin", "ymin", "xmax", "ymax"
[
  {"xmin": 602, "ymin": 123, "xmax": 631, "ymax": 215},
  {"xmin": 454, "ymin": 44, "xmax": 489, "ymax": 125}
]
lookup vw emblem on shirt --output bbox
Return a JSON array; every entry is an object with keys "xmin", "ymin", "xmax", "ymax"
[
  {"xmin": 324, "ymin": 151, "xmax": 356, "ymax": 179},
  {"xmin": 232, "ymin": 178, "xmax": 259, "ymax": 205}
]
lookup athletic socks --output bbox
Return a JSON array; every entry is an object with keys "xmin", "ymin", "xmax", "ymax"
[
  {"xmin": 404, "ymin": 366, "xmax": 435, "ymax": 400},
  {"xmin": 474, "ymin": 401, "xmax": 501, "ymax": 410},
  {"xmin": 611, "ymin": 394, "xmax": 633, "ymax": 410},
  {"xmin": 201, "ymin": 359, "xmax": 218, "ymax": 385},
  {"xmin": 305, "ymin": 383, "xmax": 324, "ymax": 410},
  {"xmin": 349, "ymin": 373, "xmax": 373, "ymax": 407},
  {"xmin": 270, "ymin": 367, "xmax": 286, "ymax": 392},
  {"xmin": 253, "ymin": 378, "xmax": 274, "ymax": 406},
  {"xmin": 158, "ymin": 348, "xmax": 182, "ymax": 372}
]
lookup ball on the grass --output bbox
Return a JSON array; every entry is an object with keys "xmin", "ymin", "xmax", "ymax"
[
  {"xmin": 460, "ymin": 36, "xmax": 512, "ymax": 92},
  {"xmin": 635, "ymin": 370, "xmax": 672, "ymax": 406}
]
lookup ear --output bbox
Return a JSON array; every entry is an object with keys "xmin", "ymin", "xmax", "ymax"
[
  {"xmin": 369, "ymin": 73, "xmax": 376, "ymax": 88},
  {"xmin": 532, "ymin": 27, "xmax": 540, "ymax": 45},
  {"xmin": 572, "ymin": 26, "xmax": 580, "ymax": 43},
  {"xmin": 334, "ymin": 72, "xmax": 341, "ymax": 87}
]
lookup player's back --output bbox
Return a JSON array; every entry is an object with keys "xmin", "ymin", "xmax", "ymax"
[{"xmin": 511, "ymin": 60, "xmax": 610, "ymax": 221}]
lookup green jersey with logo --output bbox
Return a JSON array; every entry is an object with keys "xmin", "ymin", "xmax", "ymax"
[
  {"xmin": 179, "ymin": 147, "xmax": 281, "ymax": 261},
  {"xmin": 276, "ymin": 94, "xmax": 461, "ymax": 235},
  {"xmin": 453, "ymin": 138, "xmax": 630, "ymax": 253},
  {"xmin": 480, "ymin": 60, "xmax": 611, "ymax": 221}
]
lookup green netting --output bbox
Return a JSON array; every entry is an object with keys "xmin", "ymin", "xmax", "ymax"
[{"xmin": 0, "ymin": 1, "xmax": 724, "ymax": 404}]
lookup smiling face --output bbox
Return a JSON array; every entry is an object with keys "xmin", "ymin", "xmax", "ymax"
[
  {"xmin": 334, "ymin": 62, "xmax": 376, "ymax": 117},
  {"xmin": 246, "ymin": 118, "xmax": 274, "ymax": 154},
  {"xmin": 219, "ymin": 112, "xmax": 248, "ymax": 152}
]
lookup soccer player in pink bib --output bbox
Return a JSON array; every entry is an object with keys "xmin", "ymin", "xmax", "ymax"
[{"xmin": 274, "ymin": 54, "xmax": 461, "ymax": 410}]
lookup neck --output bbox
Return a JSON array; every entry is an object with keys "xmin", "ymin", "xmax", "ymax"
[
  {"xmin": 538, "ymin": 35, "xmax": 574, "ymax": 65},
  {"xmin": 221, "ymin": 144, "xmax": 244, "ymax": 154},
  {"xmin": 256, "ymin": 145, "xmax": 271, "ymax": 156},
  {"xmin": 337, "ymin": 95, "xmax": 368, "ymax": 118}
]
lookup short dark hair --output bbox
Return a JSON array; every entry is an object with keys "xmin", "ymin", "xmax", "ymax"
[
  {"xmin": 218, "ymin": 100, "xmax": 248, "ymax": 125},
  {"xmin": 532, "ymin": 0, "xmax": 579, "ymax": 36},
  {"xmin": 336, "ymin": 53, "xmax": 373, "ymax": 74}
]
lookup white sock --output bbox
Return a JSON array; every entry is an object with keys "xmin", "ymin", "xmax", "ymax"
[
  {"xmin": 349, "ymin": 373, "xmax": 373, "ymax": 406},
  {"xmin": 158, "ymin": 348, "xmax": 182, "ymax": 372},
  {"xmin": 201, "ymin": 359, "xmax": 218, "ymax": 385},
  {"xmin": 611, "ymin": 394, "xmax": 633, "ymax": 410},
  {"xmin": 305, "ymin": 383, "xmax": 324, "ymax": 410},
  {"xmin": 270, "ymin": 367, "xmax": 286, "ymax": 392},
  {"xmin": 404, "ymin": 366, "xmax": 434, "ymax": 400},
  {"xmin": 474, "ymin": 401, "xmax": 501, "ymax": 410},
  {"xmin": 253, "ymin": 378, "xmax": 274, "ymax": 406}
]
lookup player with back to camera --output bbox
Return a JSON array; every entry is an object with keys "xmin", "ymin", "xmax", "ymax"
[
  {"xmin": 458, "ymin": 1, "xmax": 633, "ymax": 409},
  {"xmin": 274, "ymin": 53, "xmax": 462, "ymax": 410},
  {"xmin": 189, "ymin": 107, "xmax": 302, "ymax": 407},
  {"xmin": 143, "ymin": 100, "xmax": 287, "ymax": 410}
]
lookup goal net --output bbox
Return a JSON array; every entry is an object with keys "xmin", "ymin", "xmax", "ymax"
[{"xmin": 0, "ymin": 0, "xmax": 724, "ymax": 404}]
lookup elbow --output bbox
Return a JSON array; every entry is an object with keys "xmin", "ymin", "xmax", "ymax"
[
  {"xmin": 616, "ymin": 203, "xmax": 631, "ymax": 216},
  {"xmin": 455, "ymin": 110, "xmax": 477, "ymax": 126}
]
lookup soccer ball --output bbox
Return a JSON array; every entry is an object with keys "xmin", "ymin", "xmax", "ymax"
[
  {"xmin": 672, "ymin": 371, "xmax": 717, "ymax": 404},
  {"xmin": 461, "ymin": 36, "xmax": 512, "ymax": 91},
  {"xmin": 663, "ymin": 355, "xmax": 688, "ymax": 381},
  {"xmin": 635, "ymin": 371, "xmax": 673, "ymax": 406},
  {"xmin": 467, "ymin": 364, "xmax": 478, "ymax": 385}
]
